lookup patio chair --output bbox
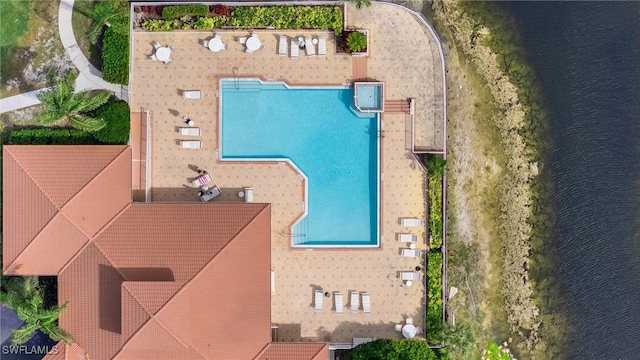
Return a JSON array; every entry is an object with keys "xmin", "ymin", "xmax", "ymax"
[
  {"xmin": 245, "ymin": 48, "xmax": 253, "ymax": 54},
  {"xmin": 334, "ymin": 292, "xmax": 343, "ymax": 315},
  {"xmin": 164, "ymin": 59, "xmax": 172, "ymax": 65},
  {"xmin": 182, "ymin": 90, "xmax": 202, "ymax": 99},
  {"xmin": 315, "ymin": 290, "xmax": 323, "ymax": 311},
  {"xmin": 362, "ymin": 292, "xmax": 371, "ymax": 314},
  {"xmin": 400, "ymin": 272, "xmax": 421, "ymax": 281},
  {"xmin": 318, "ymin": 37, "xmax": 327, "ymax": 56},
  {"xmin": 223, "ymin": 44, "xmax": 228, "ymax": 51},
  {"xmin": 406, "ymin": 317, "xmax": 414, "ymax": 325},
  {"xmin": 290, "ymin": 39, "xmax": 299, "ymax": 59},
  {"xmin": 180, "ymin": 140, "xmax": 201, "ymax": 149},
  {"xmin": 179, "ymin": 127, "xmax": 200, "ymax": 136},
  {"xmin": 278, "ymin": 36, "xmax": 288, "ymax": 56},
  {"xmin": 416, "ymin": 327, "xmax": 423, "ymax": 334},
  {"xmin": 394, "ymin": 324, "xmax": 403, "ymax": 332},
  {"xmin": 401, "ymin": 218, "xmax": 423, "ymax": 227},
  {"xmin": 201, "ymin": 39, "xmax": 209, "ymax": 48},
  {"xmin": 151, "ymin": 41, "xmax": 161, "ymax": 49},
  {"xmin": 236, "ymin": 37, "xmax": 247, "ymax": 44},
  {"xmin": 258, "ymin": 44, "xmax": 265, "ymax": 51},
  {"xmin": 305, "ymin": 37, "xmax": 315, "ymax": 57},
  {"xmin": 214, "ymin": 33, "xmax": 222, "ymax": 40},
  {"xmin": 350, "ymin": 291, "xmax": 359, "ymax": 312},
  {"xmin": 402, "ymin": 249, "xmax": 422, "ymax": 258},
  {"xmin": 397, "ymin": 233, "xmax": 417, "ymax": 242},
  {"xmin": 199, "ymin": 185, "xmax": 221, "ymax": 202}
]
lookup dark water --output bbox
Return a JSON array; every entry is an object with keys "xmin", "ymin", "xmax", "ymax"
[{"xmin": 502, "ymin": 2, "xmax": 640, "ymax": 359}]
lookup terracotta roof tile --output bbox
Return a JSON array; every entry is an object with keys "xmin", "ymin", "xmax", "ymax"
[
  {"xmin": 255, "ymin": 343, "xmax": 330, "ymax": 360},
  {"xmin": 121, "ymin": 283, "xmax": 152, "ymax": 344},
  {"xmin": 65, "ymin": 343, "xmax": 89, "ymax": 360},
  {"xmin": 41, "ymin": 341, "xmax": 65, "ymax": 360},
  {"xmin": 59, "ymin": 243, "xmax": 123, "ymax": 360},
  {"xmin": 2, "ymin": 147, "xmax": 58, "ymax": 272},
  {"xmin": 7, "ymin": 213, "xmax": 89, "ymax": 275},
  {"xmin": 3, "ymin": 146, "xmax": 128, "ymax": 207},
  {"xmin": 122, "ymin": 281, "xmax": 184, "ymax": 315},
  {"xmin": 115, "ymin": 319, "xmax": 204, "ymax": 360},
  {"xmin": 62, "ymin": 148, "xmax": 131, "ymax": 237}
]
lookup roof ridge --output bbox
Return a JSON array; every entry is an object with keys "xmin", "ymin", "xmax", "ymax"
[
  {"xmin": 251, "ymin": 343, "xmax": 272, "ymax": 360},
  {"xmin": 121, "ymin": 282, "xmax": 155, "ymax": 318},
  {"xmin": 312, "ymin": 343, "xmax": 330, "ymax": 360}
]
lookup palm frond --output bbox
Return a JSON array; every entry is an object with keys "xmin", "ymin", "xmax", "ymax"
[
  {"xmin": 41, "ymin": 322, "xmax": 74, "ymax": 344},
  {"xmin": 74, "ymin": 90, "xmax": 110, "ymax": 113},
  {"xmin": 11, "ymin": 323, "xmax": 38, "ymax": 345},
  {"xmin": 69, "ymin": 114, "xmax": 107, "ymax": 132}
]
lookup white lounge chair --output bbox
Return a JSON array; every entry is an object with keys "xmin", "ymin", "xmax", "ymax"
[
  {"xmin": 315, "ymin": 290, "xmax": 323, "ymax": 311},
  {"xmin": 290, "ymin": 39, "xmax": 299, "ymax": 59},
  {"xmin": 350, "ymin": 291, "xmax": 359, "ymax": 312},
  {"xmin": 244, "ymin": 187, "xmax": 253, "ymax": 203},
  {"xmin": 278, "ymin": 36, "xmax": 287, "ymax": 56},
  {"xmin": 305, "ymin": 37, "xmax": 315, "ymax": 56},
  {"xmin": 179, "ymin": 127, "xmax": 200, "ymax": 136},
  {"xmin": 180, "ymin": 140, "xmax": 201, "ymax": 149},
  {"xmin": 401, "ymin": 218, "xmax": 423, "ymax": 227},
  {"xmin": 182, "ymin": 90, "xmax": 202, "ymax": 99},
  {"xmin": 397, "ymin": 233, "xmax": 417, "ymax": 242},
  {"xmin": 402, "ymin": 249, "xmax": 422, "ymax": 258},
  {"xmin": 317, "ymin": 37, "xmax": 326, "ymax": 56},
  {"xmin": 400, "ymin": 272, "xmax": 421, "ymax": 281},
  {"xmin": 362, "ymin": 292, "xmax": 371, "ymax": 314},
  {"xmin": 271, "ymin": 271, "xmax": 275, "ymax": 294},
  {"xmin": 199, "ymin": 185, "xmax": 221, "ymax": 202},
  {"xmin": 334, "ymin": 292, "xmax": 343, "ymax": 315}
]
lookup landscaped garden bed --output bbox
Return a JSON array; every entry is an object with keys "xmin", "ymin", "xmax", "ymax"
[
  {"xmin": 135, "ymin": 5, "xmax": 344, "ymax": 36},
  {"xmin": 426, "ymin": 250, "xmax": 444, "ymax": 344},
  {"xmin": 428, "ymin": 173, "xmax": 443, "ymax": 249}
]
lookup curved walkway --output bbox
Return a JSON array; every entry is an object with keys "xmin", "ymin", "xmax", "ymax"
[{"xmin": 0, "ymin": 0, "xmax": 128, "ymax": 114}]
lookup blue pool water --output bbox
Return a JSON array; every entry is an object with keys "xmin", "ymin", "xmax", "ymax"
[{"xmin": 220, "ymin": 80, "xmax": 379, "ymax": 247}]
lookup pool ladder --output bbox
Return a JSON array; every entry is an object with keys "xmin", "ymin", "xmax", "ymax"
[{"xmin": 232, "ymin": 67, "xmax": 240, "ymax": 90}]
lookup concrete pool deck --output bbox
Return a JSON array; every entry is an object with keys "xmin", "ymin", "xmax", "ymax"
[{"xmin": 130, "ymin": 2, "xmax": 440, "ymax": 343}]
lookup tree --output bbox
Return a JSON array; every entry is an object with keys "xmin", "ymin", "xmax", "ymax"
[
  {"xmin": 37, "ymin": 69, "xmax": 110, "ymax": 132},
  {"xmin": 351, "ymin": 339, "xmax": 439, "ymax": 360},
  {"xmin": 349, "ymin": 0, "xmax": 372, "ymax": 9},
  {"xmin": 81, "ymin": 0, "xmax": 130, "ymax": 44},
  {"xmin": 0, "ymin": 277, "xmax": 73, "ymax": 345},
  {"xmin": 346, "ymin": 31, "xmax": 367, "ymax": 53}
]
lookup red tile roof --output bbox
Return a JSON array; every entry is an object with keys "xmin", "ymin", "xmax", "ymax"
[{"xmin": 3, "ymin": 145, "xmax": 328, "ymax": 360}]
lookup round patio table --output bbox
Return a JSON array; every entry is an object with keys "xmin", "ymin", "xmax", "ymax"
[
  {"xmin": 246, "ymin": 36, "xmax": 261, "ymax": 51},
  {"xmin": 156, "ymin": 47, "xmax": 171, "ymax": 62},
  {"xmin": 402, "ymin": 324, "xmax": 416, "ymax": 339},
  {"xmin": 208, "ymin": 38, "xmax": 223, "ymax": 52}
]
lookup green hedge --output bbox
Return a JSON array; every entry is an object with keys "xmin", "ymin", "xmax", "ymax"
[
  {"xmin": 427, "ymin": 251, "xmax": 443, "ymax": 344},
  {"xmin": 428, "ymin": 173, "xmax": 443, "ymax": 249},
  {"xmin": 2, "ymin": 128, "xmax": 100, "ymax": 145},
  {"xmin": 141, "ymin": 5, "xmax": 343, "ymax": 36},
  {"xmin": 162, "ymin": 4, "xmax": 209, "ymax": 20},
  {"xmin": 92, "ymin": 100, "xmax": 130, "ymax": 144},
  {"xmin": 102, "ymin": 27, "xmax": 129, "ymax": 85}
]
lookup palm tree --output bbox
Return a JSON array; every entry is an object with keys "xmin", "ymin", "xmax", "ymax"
[
  {"xmin": 0, "ymin": 277, "xmax": 73, "ymax": 345},
  {"xmin": 37, "ymin": 69, "xmax": 110, "ymax": 132},
  {"xmin": 81, "ymin": 0, "xmax": 130, "ymax": 44},
  {"xmin": 346, "ymin": 31, "xmax": 367, "ymax": 53}
]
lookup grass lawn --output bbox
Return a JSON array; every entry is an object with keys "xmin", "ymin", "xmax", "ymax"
[
  {"xmin": 72, "ymin": 0, "xmax": 102, "ymax": 70},
  {"xmin": 0, "ymin": 0, "xmax": 70, "ymax": 99}
]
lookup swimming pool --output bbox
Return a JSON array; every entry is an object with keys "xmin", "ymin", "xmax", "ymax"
[{"xmin": 219, "ymin": 79, "xmax": 380, "ymax": 247}]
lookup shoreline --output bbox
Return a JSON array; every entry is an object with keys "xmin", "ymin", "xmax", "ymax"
[{"xmin": 429, "ymin": 0, "xmax": 566, "ymax": 358}]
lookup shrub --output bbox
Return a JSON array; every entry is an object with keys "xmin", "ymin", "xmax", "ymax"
[
  {"xmin": 351, "ymin": 339, "xmax": 439, "ymax": 360},
  {"xmin": 427, "ymin": 251, "xmax": 444, "ymax": 343},
  {"xmin": 101, "ymin": 27, "xmax": 129, "ymax": 85},
  {"xmin": 92, "ymin": 100, "xmax": 130, "ymax": 144},
  {"xmin": 162, "ymin": 4, "xmax": 209, "ymax": 20},
  {"xmin": 2, "ymin": 128, "xmax": 100, "ymax": 145},
  {"xmin": 428, "ymin": 173, "xmax": 443, "ymax": 249},
  {"xmin": 346, "ymin": 31, "xmax": 367, "ymax": 52},
  {"xmin": 211, "ymin": 5, "xmax": 231, "ymax": 16},
  {"xmin": 193, "ymin": 16, "xmax": 228, "ymax": 31},
  {"xmin": 141, "ymin": 19, "xmax": 180, "ymax": 32}
]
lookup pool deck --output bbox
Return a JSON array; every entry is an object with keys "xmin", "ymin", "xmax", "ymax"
[{"xmin": 130, "ymin": 3, "xmax": 440, "ymax": 343}]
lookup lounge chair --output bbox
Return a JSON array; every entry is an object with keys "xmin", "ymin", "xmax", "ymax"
[
  {"xmin": 179, "ymin": 127, "xmax": 200, "ymax": 136},
  {"xmin": 397, "ymin": 233, "xmax": 417, "ymax": 242},
  {"xmin": 180, "ymin": 140, "xmax": 201, "ymax": 149},
  {"xmin": 402, "ymin": 249, "xmax": 422, "ymax": 258},
  {"xmin": 244, "ymin": 187, "xmax": 254, "ymax": 203},
  {"xmin": 271, "ymin": 271, "xmax": 275, "ymax": 294},
  {"xmin": 199, "ymin": 185, "xmax": 221, "ymax": 202},
  {"xmin": 236, "ymin": 37, "xmax": 247, "ymax": 44},
  {"xmin": 290, "ymin": 39, "xmax": 299, "ymax": 59},
  {"xmin": 305, "ymin": 37, "xmax": 315, "ymax": 56},
  {"xmin": 317, "ymin": 37, "xmax": 327, "ymax": 56},
  {"xmin": 406, "ymin": 317, "xmax": 414, "ymax": 325},
  {"xmin": 401, "ymin": 218, "xmax": 423, "ymax": 227},
  {"xmin": 362, "ymin": 292, "xmax": 371, "ymax": 314},
  {"xmin": 192, "ymin": 173, "xmax": 212, "ymax": 187},
  {"xmin": 334, "ymin": 292, "xmax": 343, "ymax": 315},
  {"xmin": 278, "ymin": 36, "xmax": 287, "ymax": 56},
  {"xmin": 315, "ymin": 290, "xmax": 323, "ymax": 311},
  {"xmin": 350, "ymin": 291, "xmax": 359, "ymax": 312},
  {"xmin": 182, "ymin": 90, "xmax": 202, "ymax": 99},
  {"xmin": 400, "ymin": 272, "xmax": 421, "ymax": 281}
]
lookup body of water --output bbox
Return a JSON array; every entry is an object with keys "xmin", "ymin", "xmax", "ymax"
[{"xmin": 503, "ymin": 2, "xmax": 640, "ymax": 358}]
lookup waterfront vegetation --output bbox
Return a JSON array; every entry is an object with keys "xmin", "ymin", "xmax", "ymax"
[
  {"xmin": 482, "ymin": 341, "xmax": 515, "ymax": 360},
  {"xmin": 426, "ymin": 251, "xmax": 443, "ymax": 344},
  {"xmin": 432, "ymin": 0, "xmax": 564, "ymax": 358},
  {"xmin": 139, "ymin": 5, "xmax": 344, "ymax": 36},
  {"xmin": 351, "ymin": 339, "xmax": 439, "ymax": 360}
]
